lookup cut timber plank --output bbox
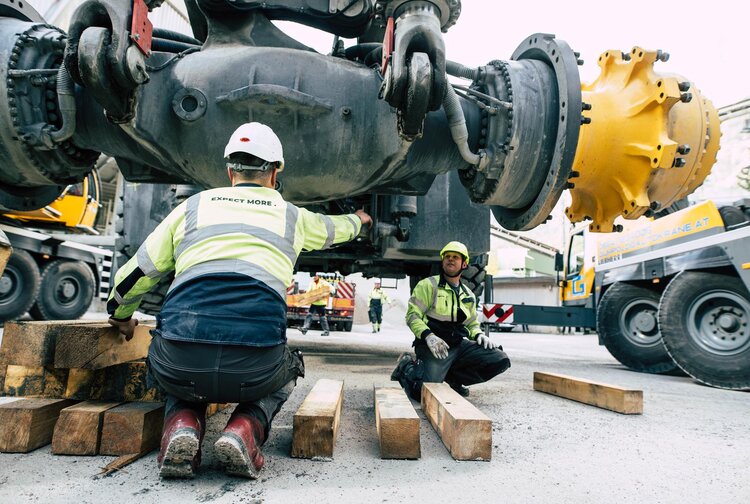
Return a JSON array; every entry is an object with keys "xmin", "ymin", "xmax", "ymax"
[
  {"xmin": 0, "ymin": 347, "xmax": 6, "ymax": 394},
  {"xmin": 206, "ymin": 403, "xmax": 231, "ymax": 417},
  {"xmin": 99, "ymin": 402, "xmax": 164, "ymax": 456},
  {"xmin": 54, "ymin": 323, "xmax": 153, "ymax": 370},
  {"xmin": 65, "ymin": 362, "xmax": 162, "ymax": 402},
  {"xmin": 0, "ymin": 398, "xmax": 77, "ymax": 452},
  {"xmin": 533, "ymin": 372, "xmax": 643, "ymax": 414},
  {"xmin": 1, "ymin": 320, "xmax": 106, "ymax": 367},
  {"xmin": 374, "ymin": 387, "xmax": 420, "ymax": 459},
  {"xmin": 51, "ymin": 401, "xmax": 122, "ymax": 455},
  {"xmin": 421, "ymin": 382, "xmax": 492, "ymax": 461},
  {"xmin": 291, "ymin": 379, "xmax": 344, "ymax": 458},
  {"xmin": 3, "ymin": 365, "xmax": 69, "ymax": 398}
]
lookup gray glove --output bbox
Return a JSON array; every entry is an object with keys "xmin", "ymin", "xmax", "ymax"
[
  {"xmin": 425, "ymin": 334, "xmax": 450, "ymax": 359},
  {"xmin": 476, "ymin": 334, "xmax": 497, "ymax": 350}
]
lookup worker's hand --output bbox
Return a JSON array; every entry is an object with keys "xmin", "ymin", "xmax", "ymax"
[
  {"xmin": 108, "ymin": 317, "xmax": 139, "ymax": 341},
  {"xmin": 476, "ymin": 334, "xmax": 497, "ymax": 350},
  {"xmin": 355, "ymin": 209, "xmax": 372, "ymax": 227},
  {"xmin": 425, "ymin": 334, "xmax": 449, "ymax": 359}
]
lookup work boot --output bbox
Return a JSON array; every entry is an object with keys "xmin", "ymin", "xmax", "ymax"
[
  {"xmin": 157, "ymin": 408, "xmax": 205, "ymax": 478},
  {"xmin": 447, "ymin": 380, "xmax": 470, "ymax": 397},
  {"xmin": 372, "ymin": 325, "xmax": 377, "ymax": 333},
  {"xmin": 298, "ymin": 327, "xmax": 307, "ymax": 335},
  {"xmin": 214, "ymin": 412, "xmax": 266, "ymax": 479},
  {"xmin": 321, "ymin": 330, "xmax": 330, "ymax": 336},
  {"xmin": 390, "ymin": 352, "xmax": 414, "ymax": 381}
]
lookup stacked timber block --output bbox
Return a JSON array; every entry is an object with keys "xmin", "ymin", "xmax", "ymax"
[
  {"xmin": 0, "ymin": 320, "xmax": 163, "ymax": 455},
  {"xmin": 0, "ymin": 320, "xmax": 231, "ymax": 456}
]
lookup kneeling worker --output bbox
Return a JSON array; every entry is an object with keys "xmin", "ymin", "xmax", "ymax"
[
  {"xmin": 391, "ymin": 241, "xmax": 510, "ymax": 399},
  {"xmin": 107, "ymin": 122, "xmax": 371, "ymax": 479}
]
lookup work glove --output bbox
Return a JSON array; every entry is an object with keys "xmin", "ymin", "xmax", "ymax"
[
  {"xmin": 108, "ymin": 317, "xmax": 139, "ymax": 341},
  {"xmin": 425, "ymin": 334, "xmax": 449, "ymax": 359},
  {"xmin": 476, "ymin": 334, "xmax": 498, "ymax": 350}
]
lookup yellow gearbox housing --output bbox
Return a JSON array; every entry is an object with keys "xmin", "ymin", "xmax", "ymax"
[{"xmin": 566, "ymin": 47, "xmax": 720, "ymax": 232}]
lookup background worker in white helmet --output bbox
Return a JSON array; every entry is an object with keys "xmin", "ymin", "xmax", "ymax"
[
  {"xmin": 368, "ymin": 281, "xmax": 391, "ymax": 332},
  {"xmin": 391, "ymin": 241, "xmax": 510, "ymax": 399},
  {"xmin": 107, "ymin": 122, "xmax": 371, "ymax": 480}
]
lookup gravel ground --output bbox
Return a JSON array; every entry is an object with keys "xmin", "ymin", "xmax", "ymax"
[{"xmin": 1, "ymin": 323, "xmax": 748, "ymax": 504}]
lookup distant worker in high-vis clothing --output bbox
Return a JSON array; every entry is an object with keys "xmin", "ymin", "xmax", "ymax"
[
  {"xmin": 107, "ymin": 122, "xmax": 371, "ymax": 480},
  {"xmin": 368, "ymin": 281, "xmax": 391, "ymax": 332},
  {"xmin": 299, "ymin": 273, "xmax": 333, "ymax": 336}
]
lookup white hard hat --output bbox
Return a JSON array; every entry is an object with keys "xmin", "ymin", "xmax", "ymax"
[{"xmin": 224, "ymin": 122, "xmax": 285, "ymax": 172}]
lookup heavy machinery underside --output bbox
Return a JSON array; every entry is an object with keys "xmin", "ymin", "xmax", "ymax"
[{"xmin": 0, "ymin": 0, "xmax": 720, "ymax": 282}]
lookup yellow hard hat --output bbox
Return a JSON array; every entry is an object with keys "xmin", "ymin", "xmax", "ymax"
[{"xmin": 440, "ymin": 241, "xmax": 469, "ymax": 263}]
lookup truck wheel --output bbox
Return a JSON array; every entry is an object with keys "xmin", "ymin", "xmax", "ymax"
[
  {"xmin": 597, "ymin": 282, "xmax": 677, "ymax": 374},
  {"xmin": 343, "ymin": 320, "xmax": 353, "ymax": 332},
  {"xmin": 659, "ymin": 271, "xmax": 750, "ymax": 389},
  {"xmin": 462, "ymin": 264, "xmax": 486, "ymax": 299},
  {"xmin": 0, "ymin": 250, "xmax": 41, "ymax": 321},
  {"xmin": 29, "ymin": 260, "xmax": 95, "ymax": 320}
]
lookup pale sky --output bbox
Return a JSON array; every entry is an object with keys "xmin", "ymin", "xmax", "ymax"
[{"xmin": 281, "ymin": 0, "xmax": 749, "ymax": 108}]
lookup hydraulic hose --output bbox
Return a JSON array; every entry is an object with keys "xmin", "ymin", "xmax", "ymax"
[
  {"xmin": 443, "ymin": 83, "xmax": 481, "ymax": 167},
  {"xmin": 49, "ymin": 61, "xmax": 76, "ymax": 143},
  {"xmin": 152, "ymin": 38, "xmax": 200, "ymax": 53},
  {"xmin": 153, "ymin": 28, "xmax": 201, "ymax": 46},
  {"xmin": 446, "ymin": 60, "xmax": 478, "ymax": 80}
]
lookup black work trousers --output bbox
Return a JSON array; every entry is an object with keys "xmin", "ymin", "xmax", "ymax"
[
  {"xmin": 148, "ymin": 334, "xmax": 304, "ymax": 438},
  {"xmin": 368, "ymin": 303, "xmax": 383, "ymax": 324},
  {"xmin": 404, "ymin": 338, "xmax": 510, "ymax": 400}
]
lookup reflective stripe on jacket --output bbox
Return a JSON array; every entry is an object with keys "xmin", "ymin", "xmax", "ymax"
[
  {"xmin": 405, "ymin": 274, "xmax": 482, "ymax": 348},
  {"xmin": 108, "ymin": 184, "xmax": 361, "ymax": 320}
]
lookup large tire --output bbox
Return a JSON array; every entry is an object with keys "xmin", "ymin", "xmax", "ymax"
[
  {"xmin": 343, "ymin": 320, "xmax": 353, "ymax": 332},
  {"xmin": 597, "ymin": 282, "xmax": 677, "ymax": 374},
  {"xmin": 29, "ymin": 260, "xmax": 95, "ymax": 320},
  {"xmin": 659, "ymin": 271, "xmax": 750, "ymax": 389},
  {"xmin": 461, "ymin": 264, "xmax": 486, "ymax": 299},
  {"xmin": 0, "ymin": 250, "xmax": 41, "ymax": 321}
]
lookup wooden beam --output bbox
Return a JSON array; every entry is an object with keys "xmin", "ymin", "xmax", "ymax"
[
  {"xmin": 3, "ymin": 365, "xmax": 69, "ymax": 398},
  {"xmin": 421, "ymin": 382, "xmax": 492, "ymax": 461},
  {"xmin": 54, "ymin": 323, "xmax": 153, "ymax": 370},
  {"xmin": 1, "ymin": 320, "xmax": 105, "ymax": 367},
  {"xmin": 291, "ymin": 379, "xmax": 344, "ymax": 459},
  {"xmin": 533, "ymin": 372, "xmax": 643, "ymax": 414},
  {"xmin": 0, "ymin": 398, "xmax": 77, "ymax": 452},
  {"xmin": 88, "ymin": 362, "xmax": 163, "ymax": 402},
  {"xmin": 51, "ymin": 401, "xmax": 123, "ymax": 455},
  {"xmin": 99, "ymin": 402, "xmax": 165, "ymax": 456},
  {"xmin": 0, "ymin": 347, "xmax": 7, "ymax": 393},
  {"xmin": 374, "ymin": 387, "xmax": 420, "ymax": 459}
]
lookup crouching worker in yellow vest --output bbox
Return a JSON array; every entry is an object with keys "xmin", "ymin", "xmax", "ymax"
[
  {"xmin": 107, "ymin": 122, "xmax": 371, "ymax": 479},
  {"xmin": 391, "ymin": 241, "xmax": 510, "ymax": 399}
]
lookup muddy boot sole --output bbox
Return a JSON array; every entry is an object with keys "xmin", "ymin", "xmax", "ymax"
[
  {"xmin": 214, "ymin": 432, "xmax": 261, "ymax": 479},
  {"xmin": 159, "ymin": 430, "xmax": 200, "ymax": 479}
]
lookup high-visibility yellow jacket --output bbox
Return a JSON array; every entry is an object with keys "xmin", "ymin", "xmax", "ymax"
[
  {"xmin": 405, "ymin": 274, "xmax": 482, "ymax": 347},
  {"xmin": 308, "ymin": 277, "xmax": 332, "ymax": 306},
  {"xmin": 107, "ymin": 184, "xmax": 361, "ymax": 345},
  {"xmin": 368, "ymin": 288, "xmax": 390, "ymax": 307}
]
